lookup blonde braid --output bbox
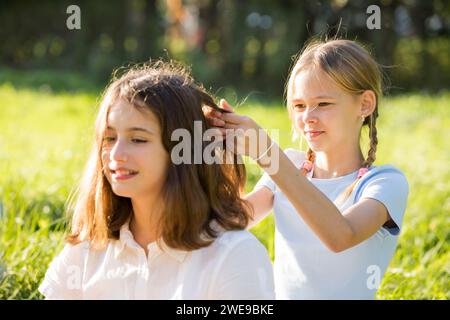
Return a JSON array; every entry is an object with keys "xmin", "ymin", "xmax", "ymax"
[
  {"xmin": 335, "ymin": 112, "xmax": 378, "ymax": 206},
  {"xmin": 362, "ymin": 108, "xmax": 378, "ymax": 168},
  {"xmin": 300, "ymin": 147, "xmax": 316, "ymax": 176}
]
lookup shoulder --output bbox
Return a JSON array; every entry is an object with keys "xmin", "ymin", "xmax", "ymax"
[
  {"xmin": 360, "ymin": 164, "xmax": 409, "ymax": 187},
  {"xmin": 39, "ymin": 241, "xmax": 92, "ymax": 299},
  {"xmin": 356, "ymin": 164, "xmax": 409, "ymax": 199},
  {"xmin": 356, "ymin": 165, "xmax": 410, "ymax": 235},
  {"xmin": 216, "ymin": 229, "xmax": 258, "ymax": 246},
  {"xmin": 215, "ymin": 229, "xmax": 263, "ymax": 249},
  {"xmin": 207, "ymin": 229, "xmax": 270, "ymax": 259},
  {"xmin": 205, "ymin": 230, "xmax": 275, "ymax": 299},
  {"xmin": 210, "ymin": 230, "xmax": 273, "ymax": 276},
  {"xmin": 53, "ymin": 240, "xmax": 91, "ymax": 266}
]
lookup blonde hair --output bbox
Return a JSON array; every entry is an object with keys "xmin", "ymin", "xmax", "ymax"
[{"xmin": 286, "ymin": 38, "xmax": 383, "ymax": 206}]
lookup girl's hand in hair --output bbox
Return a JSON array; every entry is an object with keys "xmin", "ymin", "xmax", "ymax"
[
  {"xmin": 216, "ymin": 100, "xmax": 271, "ymax": 160},
  {"xmin": 202, "ymin": 99, "xmax": 234, "ymax": 129}
]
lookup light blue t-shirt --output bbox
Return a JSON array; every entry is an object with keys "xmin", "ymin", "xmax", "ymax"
[{"xmin": 255, "ymin": 148, "xmax": 409, "ymax": 300}]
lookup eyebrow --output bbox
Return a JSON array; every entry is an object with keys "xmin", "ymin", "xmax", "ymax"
[
  {"xmin": 291, "ymin": 96, "xmax": 336, "ymax": 102},
  {"xmin": 106, "ymin": 126, "xmax": 155, "ymax": 135}
]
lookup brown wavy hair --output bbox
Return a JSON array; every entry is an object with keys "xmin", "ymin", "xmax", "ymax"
[{"xmin": 67, "ymin": 60, "xmax": 251, "ymax": 250}]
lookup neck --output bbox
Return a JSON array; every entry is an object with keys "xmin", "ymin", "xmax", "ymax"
[
  {"xmin": 312, "ymin": 147, "xmax": 365, "ymax": 179},
  {"xmin": 129, "ymin": 194, "xmax": 162, "ymax": 253}
]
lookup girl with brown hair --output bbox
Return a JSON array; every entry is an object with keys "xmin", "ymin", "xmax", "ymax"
[{"xmin": 39, "ymin": 61, "xmax": 274, "ymax": 299}]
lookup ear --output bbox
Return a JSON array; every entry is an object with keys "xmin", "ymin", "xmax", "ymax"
[{"xmin": 360, "ymin": 90, "xmax": 377, "ymax": 118}]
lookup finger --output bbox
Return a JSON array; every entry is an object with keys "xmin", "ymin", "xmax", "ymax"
[
  {"xmin": 217, "ymin": 118, "xmax": 226, "ymax": 127},
  {"xmin": 205, "ymin": 113, "xmax": 227, "ymax": 127},
  {"xmin": 220, "ymin": 99, "xmax": 235, "ymax": 112},
  {"xmin": 202, "ymin": 106, "xmax": 223, "ymax": 119},
  {"xmin": 223, "ymin": 123, "xmax": 240, "ymax": 130},
  {"xmin": 206, "ymin": 117, "xmax": 224, "ymax": 127},
  {"xmin": 221, "ymin": 112, "xmax": 245, "ymax": 125},
  {"xmin": 205, "ymin": 117, "xmax": 215, "ymax": 127},
  {"xmin": 202, "ymin": 105, "xmax": 214, "ymax": 117}
]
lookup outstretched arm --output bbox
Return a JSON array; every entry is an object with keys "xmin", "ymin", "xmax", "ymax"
[
  {"xmin": 256, "ymin": 145, "xmax": 389, "ymax": 252},
  {"xmin": 214, "ymin": 101, "xmax": 390, "ymax": 253}
]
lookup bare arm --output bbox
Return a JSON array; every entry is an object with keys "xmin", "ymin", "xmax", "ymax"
[
  {"xmin": 258, "ymin": 143, "xmax": 389, "ymax": 252},
  {"xmin": 245, "ymin": 186, "xmax": 274, "ymax": 229},
  {"xmin": 204, "ymin": 100, "xmax": 390, "ymax": 252}
]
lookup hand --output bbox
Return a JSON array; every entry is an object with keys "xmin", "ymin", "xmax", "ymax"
[
  {"xmin": 216, "ymin": 100, "xmax": 272, "ymax": 160},
  {"xmin": 202, "ymin": 99, "xmax": 233, "ymax": 136}
]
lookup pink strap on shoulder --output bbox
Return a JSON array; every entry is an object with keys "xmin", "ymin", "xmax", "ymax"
[{"xmin": 357, "ymin": 167, "xmax": 369, "ymax": 179}]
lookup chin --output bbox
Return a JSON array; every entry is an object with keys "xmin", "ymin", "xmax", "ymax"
[
  {"xmin": 110, "ymin": 186, "xmax": 136, "ymax": 198},
  {"xmin": 307, "ymin": 142, "xmax": 323, "ymax": 152}
]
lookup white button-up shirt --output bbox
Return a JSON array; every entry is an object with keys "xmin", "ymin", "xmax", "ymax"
[{"xmin": 39, "ymin": 221, "xmax": 275, "ymax": 300}]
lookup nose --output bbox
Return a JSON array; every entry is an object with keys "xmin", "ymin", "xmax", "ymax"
[
  {"xmin": 302, "ymin": 105, "xmax": 319, "ymax": 124},
  {"xmin": 109, "ymin": 138, "xmax": 128, "ymax": 162}
]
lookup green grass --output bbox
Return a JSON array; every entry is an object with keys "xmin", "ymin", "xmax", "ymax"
[{"xmin": 0, "ymin": 81, "xmax": 449, "ymax": 299}]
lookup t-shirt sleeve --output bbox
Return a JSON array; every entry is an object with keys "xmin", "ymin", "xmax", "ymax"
[
  {"xmin": 38, "ymin": 243, "xmax": 86, "ymax": 300},
  {"xmin": 357, "ymin": 168, "xmax": 409, "ymax": 236},
  {"xmin": 213, "ymin": 237, "xmax": 275, "ymax": 300},
  {"xmin": 254, "ymin": 171, "xmax": 276, "ymax": 193}
]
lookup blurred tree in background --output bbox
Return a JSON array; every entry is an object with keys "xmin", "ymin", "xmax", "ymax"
[{"xmin": 0, "ymin": 0, "xmax": 448, "ymax": 97}]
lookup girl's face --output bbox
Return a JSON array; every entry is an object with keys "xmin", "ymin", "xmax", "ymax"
[
  {"xmin": 290, "ymin": 67, "xmax": 363, "ymax": 153},
  {"xmin": 102, "ymin": 99, "xmax": 169, "ymax": 199}
]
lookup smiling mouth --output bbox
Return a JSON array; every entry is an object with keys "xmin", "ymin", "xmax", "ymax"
[
  {"xmin": 306, "ymin": 131, "xmax": 324, "ymax": 138},
  {"xmin": 111, "ymin": 170, "xmax": 139, "ymax": 180}
]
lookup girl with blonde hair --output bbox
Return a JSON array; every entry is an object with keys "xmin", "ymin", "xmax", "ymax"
[{"xmin": 206, "ymin": 38, "xmax": 409, "ymax": 299}]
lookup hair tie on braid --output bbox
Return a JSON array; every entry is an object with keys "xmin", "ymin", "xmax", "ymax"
[
  {"xmin": 301, "ymin": 160, "xmax": 314, "ymax": 172},
  {"xmin": 357, "ymin": 167, "xmax": 369, "ymax": 179},
  {"xmin": 300, "ymin": 147, "xmax": 316, "ymax": 176}
]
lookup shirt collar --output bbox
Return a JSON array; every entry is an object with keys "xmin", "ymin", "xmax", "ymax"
[{"xmin": 114, "ymin": 219, "xmax": 189, "ymax": 263}]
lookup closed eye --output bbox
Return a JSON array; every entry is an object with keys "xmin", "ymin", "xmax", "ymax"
[
  {"xmin": 318, "ymin": 102, "xmax": 333, "ymax": 107},
  {"xmin": 103, "ymin": 137, "xmax": 147, "ymax": 143},
  {"xmin": 293, "ymin": 104, "xmax": 306, "ymax": 110},
  {"xmin": 131, "ymin": 138, "xmax": 147, "ymax": 143}
]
